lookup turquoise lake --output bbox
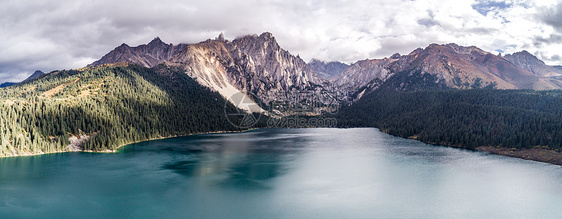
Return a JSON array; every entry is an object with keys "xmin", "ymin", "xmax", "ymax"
[{"xmin": 1, "ymin": 128, "xmax": 562, "ymax": 218}]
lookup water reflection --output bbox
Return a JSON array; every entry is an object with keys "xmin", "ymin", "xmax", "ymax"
[{"xmin": 161, "ymin": 131, "xmax": 299, "ymax": 189}]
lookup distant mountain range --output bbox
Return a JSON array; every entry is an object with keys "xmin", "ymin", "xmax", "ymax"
[
  {"xmin": 0, "ymin": 82, "xmax": 18, "ymax": 88},
  {"xmin": 332, "ymin": 43, "xmax": 562, "ymax": 100},
  {"xmin": 90, "ymin": 33, "xmax": 562, "ymax": 106},
  {"xmin": 5, "ymin": 32, "xmax": 562, "ymax": 101},
  {"xmin": 0, "ymin": 70, "xmax": 44, "ymax": 88}
]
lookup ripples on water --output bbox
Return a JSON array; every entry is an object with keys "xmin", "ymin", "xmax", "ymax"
[{"xmin": 1, "ymin": 128, "xmax": 561, "ymax": 218}]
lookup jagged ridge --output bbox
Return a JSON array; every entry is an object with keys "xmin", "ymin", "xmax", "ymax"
[
  {"xmin": 503, "ymin": 51, "xmax": 562, "ymax": 78},
  {"xmin": 308, "ymin": 59, "xmax": 349, "ymax": 80},
  {"xmin": 90, "ymin": 33, "xmax": 562, "ymax": 106},
  {"xmin": 92, "ymin": 33, "xmax": 339, "ymax": 115},
  {"xmin": 333, "ymin": 43, "xmax": 562, "ymax": 101},
  {"xmin": 90, "ymin": 37, "xmax": 187, "ymax": 68}
]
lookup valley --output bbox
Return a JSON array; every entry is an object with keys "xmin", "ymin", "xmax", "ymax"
[{"xmin": 2, "ymin": 32, "xmax": 562, "ymax": 165}]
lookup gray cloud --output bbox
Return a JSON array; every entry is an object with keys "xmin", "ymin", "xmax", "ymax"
[
  {"xmin": 418, "ymin": 19, "xmax": 438, "ymax": 27},
  {"xmin": 1, "ymin": 0, "xmax": 561, "ymax": 83},
  {"xmin": 533, "ymin": 34, "xmax": 562, "ymax": 46},
  {"xmin": 541, "ymin": 2, "xmax": 562, "ymax": 31}
]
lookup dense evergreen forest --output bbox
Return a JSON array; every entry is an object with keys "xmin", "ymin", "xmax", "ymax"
[
  {"xmin": 0, "ymin": 64, "xmax": 259, "ymax": 156},
  {"xmin": 337, "ymin": 89, "xmax": 562, "ymax": 151}
]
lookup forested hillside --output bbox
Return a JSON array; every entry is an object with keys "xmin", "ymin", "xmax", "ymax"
[
  {"xmin": 337, "ymin": 89, "xmax": 562, "ymax": 151},
  {"xmin": 0, "ymin": 64, "xmax": 256, "ymax": 156}
]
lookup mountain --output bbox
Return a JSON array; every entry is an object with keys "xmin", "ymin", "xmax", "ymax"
[
  {"xmin": 0, "ymin": 70, "xmax": 45, "ymax": 88},
  {"xmin": 24, "ymin": 70, "xmax": 44, "ymax": 81},
  {"xmin": 397, "ymin": 43, "xmax": 558, "ymax": 89},
  {"xmin": 223, "ymin": 32, "xmax": 335, "ymax": 113},
  {"xmin": 308, "ymin": 59, "xmax": 349, "ymax": 80},
  {"xmin": 503, "ymin": 51, "xmax": 562, "ymax": 78},
  {"xmin": 334, "ymin": 55, "xmax": 397, "ymax": 100},
  {"xmin": 0, "ymin": 82, "xmax": 18, "ymax": 88},
  {"xmin": 334, "ymin": 43, "xmax": 562, "ymax": 100},
  {"xmin": 91, "ymin": 34, "xmax": 562, "ymax": 107},
  {"xmin": 93, "ymin": 33, "xmax": 339, "ymax": 115},
  {"xmin": 90, "ymin": 37, "xmax": 187, "ymax": 68}
]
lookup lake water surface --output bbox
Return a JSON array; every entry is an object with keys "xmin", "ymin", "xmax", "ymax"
[{"xmin": 1, "ymin": 128, "xmax": 562, "ymax": 218}]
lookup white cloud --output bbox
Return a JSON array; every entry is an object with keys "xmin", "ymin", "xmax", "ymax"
[{"xmin": 1, "ymin": 0, "xmax": 562, "ymax": 83}]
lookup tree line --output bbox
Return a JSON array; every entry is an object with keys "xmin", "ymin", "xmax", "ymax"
[
  {"xmin": 337, "ymin": 88, "xmax": 562, "ymax": 150},
  {"xmin": 0, "ymin": 64, "xmax": 255, "ymax": 156}
]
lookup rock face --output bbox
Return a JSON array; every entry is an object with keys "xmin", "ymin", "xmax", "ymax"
[
  {"xmin": 226, "ymin": 33, "xmax": 339, "ymax": 113},
  {"xmin": 90, "ymin": 37, "xmax": 187, "ymax": 68},
  {"xmin": 335, "ymin": 57, "xmax": 395, "ymax": 91},
  {"xmin": 166, "ymin": 33, "xmax": 338, "ymax": 115},
  {"xmin": 503, "ymin": 51, "xmax": 562, "ymax": 78},
  {"xmin": 91, "ymin": 33, "xmax": 338, "ymax": 115},
  {"xmin": 308, "ymin": 59, "xmax": 349, "ymax": 80},
  {"xmin": 398, "ymin": 43, "xmax": 550, "ymax": 90},
  {"xmin": 226, "ymin": 33, "xmax": 325, "ymax": 103},
  {"xmin": 334, "ymin": 43, "xmax": 562, "ymax": 99},
  {"xmin": 166, "ymin": 39, "xmax": 267, "ymax": 113}
]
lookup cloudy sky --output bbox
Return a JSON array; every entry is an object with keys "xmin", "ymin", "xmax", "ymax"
[{"xmin": 1, "ymin": 0, "xmax": 562, "ymax": 83}]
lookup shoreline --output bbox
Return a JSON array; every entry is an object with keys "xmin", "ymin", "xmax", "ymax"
[
  {"xmin": 109, "ymin": 128, "xmax": 258, "ymax": 152},
  {"xmin": 377, "ymin": 128, "xmax": 562, "ymax": 166},
  {"xmin": 476, "ymin": 146, "xmax": 562, "ymax": 166},
  {"xmin": 421, "ymin": 140, "xmax": 562, "ymax": 166},
  {"xmin": 3, "ymin": 127, "xmax": 561, "ymax": 167},
  {"xmin": 0, "ymin": 128, "xmax": 257, "ymax": 159}
]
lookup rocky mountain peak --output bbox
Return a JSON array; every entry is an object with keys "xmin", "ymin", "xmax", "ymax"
[
  {"xmin": 25, "ymin": 70, "xmax": 44, "ymax": 81},
  {"xmin": 518, "ymin": 50, "xmax": 532, "ymax": 55},
  {"xmin": 333, "ymin": 42, "xmax": 562, "ymax": 98},
  {"xmin": 389, "ymin": 53, "xmax": 401, "ymax": 59},
  {"xmin": 148, "ymin": 37, "xmax": 166, "ymax": 46},
  {"xmin": 445, "ymin": 43, "xmax": 460, "ymax": 48},
  {"xmin": 116, "ymin": 43, "xmax": 130, "ymax": 50},
  {"xmin": 504, "ymin": 50, "xmax": 562, "ymax": 77},
  {"xmin": 215, "ymin": 33, "xmax": 226, "ymax": 42},
  {"xmin": 90, "ymin": 38, "xmax": 187, "ymax": 68},
  {"xmin": 506, "ymin": 50, "xmax": 543, "ymax": 64},
  {"xmin": 260, "ymin": 32, "xmax": 275, "ymax": 40},
  {"xmin": 236, "ymin": 32, "xmax": 278, "ymax": 47},
  {"xmin": 404, "ymin": 43, "xmax": 548, "ymax": 89},
  {"xmin": 164, "ymin": 32, "xmax": 337, "ymax": 115},
  {"xmin": 407, "ymin": 48, "xmax": 424, "ymax": 57}
]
